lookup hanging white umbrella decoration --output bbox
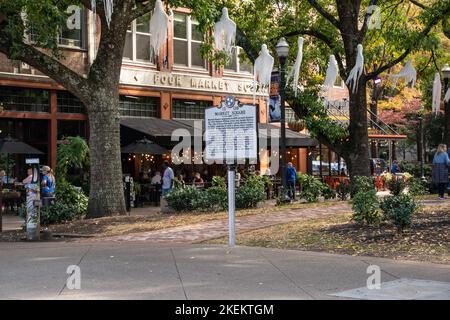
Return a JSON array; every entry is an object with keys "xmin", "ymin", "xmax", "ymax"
[
  {"xmin": 149, "ymin": 0, "xmax": 170, "ymax": 58},
  {"xmin": 286, "ymin": 37, "xmax": 304, "ymax": 97},
  {"xmin": 253, "ymin": 44, "xmax": 274, "ymax": 104},
  {"xmin": 322, "ymin": 54, "xmax": 339, "ymax": 92},
  {"xmin": 213, "ymin": 7, "xmax": 236, "ymax": 55},
  {"xmin": 346, "ymin": 44, "xmax": 364, "ymax": 94},
  {"xmin": 103, "ymin": 0, "xmax": 114, "ymax": 28},
  {"xmin": 445, "ymin": 87, "xmax": 450, "ymax": 103},
  {"xmin": 390, "ymin": 59, "xmax": 417, "ymax": 87},
  {"xmin": 432, "ymin": 73, "xmax": 442, "ymax": 114}
]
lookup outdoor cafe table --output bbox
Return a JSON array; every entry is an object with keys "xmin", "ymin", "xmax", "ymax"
[
  {"xmin": 1, "ymin": 183, "xmax": 26, "ymax": 221},
  {"xmin": 140, "ymin": 184, "xmax": 161, "ymax": 206}
]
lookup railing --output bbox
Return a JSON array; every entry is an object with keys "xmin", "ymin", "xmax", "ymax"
[{"xmin": 325, "ymin": 100, "xmax": 403, "ymax": 137}]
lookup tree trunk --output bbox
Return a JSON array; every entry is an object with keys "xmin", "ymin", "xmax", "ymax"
[
  {"xmin": 86, "ymin": 93, "xmax": 126, "ymax": 218},
  {"xmin": 346, "ymin": 80, "xmax": 371, "ymax": 177}
]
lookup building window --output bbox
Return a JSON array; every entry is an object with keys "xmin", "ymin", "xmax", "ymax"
[
  {"xmin": 59, "ymin": 6, "xmax": 84, "ymax": 48},
  {"xmin": 0, "ymin": 86, "xmax": 50, "ymax": 113},
  {"xmin": 172, "ymin": 99, "xmax": 211, "ymax": 119},
  {"xmin": 29, "ymin": 6, "xmax": 84, "ymax": 48},
  {"xmin": 57, "ymin": 91, "xmax": 85, "ymax": 114},
  {"xmin": 173, "ymin": 12, "xmax": 206, "ymax": 69},
  {"xmin": 119, "ymin": 95, "xmax": 159, "ymax": 118},
  {"xmin": 123, "ymin": 13, "xmax": 154, "ymax": 64},
  {"xmin": 57, "ymin": 120, "xmax": 87, "ymax": 139},
  {"xmin": 224, "ymin": 47, "xmax": 253, "ymax": 73}
]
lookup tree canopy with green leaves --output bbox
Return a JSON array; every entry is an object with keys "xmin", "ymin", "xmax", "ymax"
[{"xmin": 221, "ymin": 0, "xmax": 450, "ymax": 176}]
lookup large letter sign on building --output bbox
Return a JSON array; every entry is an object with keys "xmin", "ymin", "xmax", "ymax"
[{"xmin": 205, "ymin": 97, "xmax": 258, "ymax": 247}]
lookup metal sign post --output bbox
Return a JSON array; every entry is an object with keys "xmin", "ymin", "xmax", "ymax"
[{"xmin": 227, "ymin": 164, "xmax": 236, "ymax": 246}]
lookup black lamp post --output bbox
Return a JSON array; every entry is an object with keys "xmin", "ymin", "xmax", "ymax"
[
  {"xmin": 442, "ymin": 64, "xmax": 450, "ymax": 145},
  {"xmin": 275, "ymin": 37, "xmax": 289, "ymax": 189},
  {"xmin": 418, "ymin": 115, "xmax": 425, "ymax": 180}
]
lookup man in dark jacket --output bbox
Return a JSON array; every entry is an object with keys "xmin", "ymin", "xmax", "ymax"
[{"xmin": 286, "ymin": 162, "xmax": 297, "ymax": 200}]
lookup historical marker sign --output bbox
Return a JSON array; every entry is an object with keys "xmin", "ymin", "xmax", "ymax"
[{"xmin": 205, "ymin": 97, "xmax": 258, "ymax": 164}]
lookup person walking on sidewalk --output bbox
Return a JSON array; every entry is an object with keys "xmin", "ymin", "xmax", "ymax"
[
  {"xmin": 432, "ymin": 144, "xmax": 450, "ymax": 200},
  {"xmin": 286, "ymin": 162, "xmax": 297, "ymax": 200}
]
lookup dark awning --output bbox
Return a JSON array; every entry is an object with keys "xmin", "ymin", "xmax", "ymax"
[
  {"xmin": 120, "ymin": 117, "xmax": 318, "ymax": 148},
  {"xmin": 120, "ymin": 117, "xmax": 195, "ymax": 147},
  {"xmin": 258, "ymin": 123, "xmax": 318, "ymax": 147}
]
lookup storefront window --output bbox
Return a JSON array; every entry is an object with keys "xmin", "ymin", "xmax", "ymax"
[
  {"xmin": 321, "ymin": 145, "xmax": 330, "ymax": 176},
  {"xmin": 123, "ymin": 13, "xmax": 154, "ymax": 63},
  {"xmin": 119, "ymin": 96, "xmax": 159, "ymax": 118},
  {"xmin": 172, "ymin": 99, "xmax": 211, "ymax": 119},
  {"xmin": 0, "ymin": 86, "xmax": 50, "ymax": 113},
  {"xmin": 224, "ymin": 47, "xmax": 253, "ymax": 74},
  {"xmin": 57, "ymin": 91, "xmax": 85, "ymax": 114},
  {"xmin": 312, "ymin": 144, "xmax": 347, "ymax": 177},
  {"xmin": 173, "ymin": 13, "xmax": 205, "ymax": 69}
]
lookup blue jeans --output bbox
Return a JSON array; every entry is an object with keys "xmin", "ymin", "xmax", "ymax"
[
  {"xmin": 437, "ymin": 183, "xmax": 446, "ymax": 198},
  {"xmin": 287, "ymin": 181, "xmax": 296, "ymax": 200}
]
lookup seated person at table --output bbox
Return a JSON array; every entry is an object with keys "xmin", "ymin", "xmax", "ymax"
[
  {"xmin": 23, "ymin": 167, "xmax": 33, "ymax": 184},
  {"xmin": 177, "ymin": 174, "xmax": 186, "ymax": 187},
  {"xmin": 0, "ymin": 170, "xmax": 15, "ymax": 184},
  {"xmin": 139, "ymin": 171, "xmax": 150, "ymax": 183},
  {"xmin": 151, "ymin": 171, "xmax": 162, "ymax": 185},
  {"xmin": 193, "ymin": 172, "xmax": 204, "ymax": 188},
  {"xmin": 41, "ymin": 166, "xmax": 55, "ymax": 197},
  {"xmin": 0, "ymin": 170, "xmax": 6, "ymax": 184}
]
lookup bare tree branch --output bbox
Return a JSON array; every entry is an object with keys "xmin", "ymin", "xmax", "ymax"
[
  {"xmin": 306, "ymin": 0, "xmax": 341, "ymax": 29},
  {"xmin": 409, "ymin": 0, "xmax": 428, "ymax": 9}
]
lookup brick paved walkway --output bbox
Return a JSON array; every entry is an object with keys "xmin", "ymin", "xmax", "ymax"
[
  {"xmin": 81, "ymin": 198, "xmax": 449, "ymax": 244},
  {"xmin": 85, "ymin": 202, "xmax": 352, "ymax": 244}
]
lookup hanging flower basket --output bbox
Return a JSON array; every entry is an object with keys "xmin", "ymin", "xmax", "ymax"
[{"xmin": 288, "ymin": 120, "xmax": 306, "ymax": 132}]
